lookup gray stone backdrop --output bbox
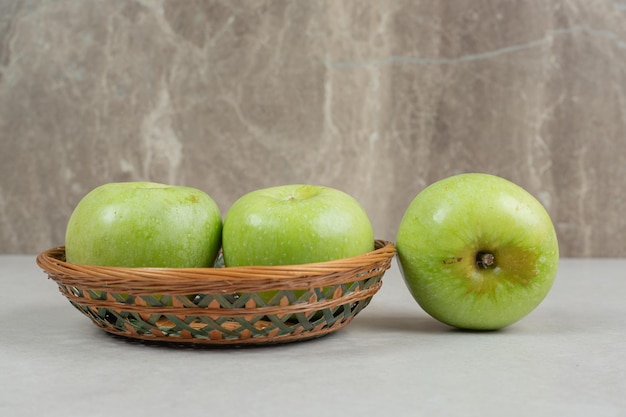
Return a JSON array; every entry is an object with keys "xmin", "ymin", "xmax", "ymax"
[{"xmin": 1, "ymin": 1, "xmax": 625, "ymax": 257}]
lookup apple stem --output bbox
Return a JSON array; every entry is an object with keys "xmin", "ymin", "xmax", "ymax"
[{"xmin": 476, "ymin": 252, "xmax": 495, "ymax": 269}]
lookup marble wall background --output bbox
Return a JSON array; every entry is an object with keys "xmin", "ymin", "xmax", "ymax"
[{"xmin": 1, "ymin": 0, "xmax": 625, "ymax": 257}]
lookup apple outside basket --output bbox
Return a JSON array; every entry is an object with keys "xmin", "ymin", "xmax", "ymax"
[{"xmin": 36, "ymin": 240, "xmax": 395, "ymax": 346}]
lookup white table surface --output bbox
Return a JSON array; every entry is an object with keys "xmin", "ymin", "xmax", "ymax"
[{"xmin": 1, "ymin": 255, "xmax": 625, "ymax": 417}]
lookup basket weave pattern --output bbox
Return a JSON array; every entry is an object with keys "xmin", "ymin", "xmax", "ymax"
[{"xmin": 36, "ymin": 240, "xmax": 395, "ymax": 345}]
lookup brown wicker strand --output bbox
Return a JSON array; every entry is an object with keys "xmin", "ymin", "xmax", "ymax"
[{"xmin": 36, "ymin": 240, "xmax": 395, "ymax": 295}]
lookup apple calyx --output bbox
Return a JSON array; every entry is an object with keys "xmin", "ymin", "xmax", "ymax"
[{"xmin": 476, "ymin": 251, "xmax": 495, "ymax": 269}]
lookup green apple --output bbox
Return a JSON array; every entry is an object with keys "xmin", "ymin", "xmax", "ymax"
[
  {"xmin": 222, "ymin": 184, "xmax": 374, "ymax": 267},
  {"xmin": 65, "ymin": 182, "xmax": 222, "ymax": 268},
  {"xmin": 222, "ymin": 184, "xmax": 374, "ymax": 304},
  {"xmin": 396, "ymin": 173, "xmax": 559, "ymax": 330}
]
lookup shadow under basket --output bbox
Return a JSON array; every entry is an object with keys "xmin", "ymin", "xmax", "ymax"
[{"xmin": 36, "ymin": 240, "xmax": 395, "ymax": 346}]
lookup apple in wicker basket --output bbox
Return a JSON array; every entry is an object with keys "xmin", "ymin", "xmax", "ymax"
[
  {"xmin": 222, "ymin": 184, "xmax": 375, "ymax": 302},
  {"xmin": 65, "ymin": 182, "xmax": 223, "ymax": 268},
  {"xmin": 396, "ymin": 173, "xmax": 559, "ymax": 330}
]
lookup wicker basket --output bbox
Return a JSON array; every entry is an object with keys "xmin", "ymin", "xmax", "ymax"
[{"xmin": 36, "ymin": 240, "xmax": 395, "ymax": 345}]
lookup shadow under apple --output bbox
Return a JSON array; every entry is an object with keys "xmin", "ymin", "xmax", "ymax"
[
  {"xmin": 351, "ymin": 312, "xmax": 453, "ymax": 334},
  {"xmin": 352, "ymin": 312, "xmax": 525, "ymax": 334}
]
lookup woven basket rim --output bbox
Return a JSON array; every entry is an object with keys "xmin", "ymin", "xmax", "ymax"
[{"xmin": 36, "ymin": 240, "xmax": 396, "ymax": 294}]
